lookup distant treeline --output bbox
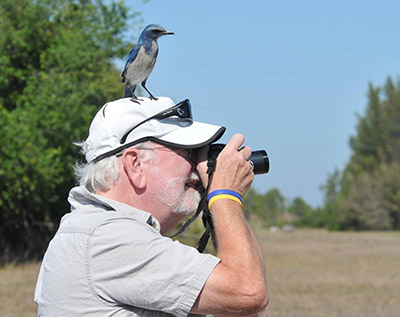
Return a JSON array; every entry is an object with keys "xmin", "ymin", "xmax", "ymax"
[{"xmin": 245, "ymin": 77, "xmax": 400, "ymax": 231}]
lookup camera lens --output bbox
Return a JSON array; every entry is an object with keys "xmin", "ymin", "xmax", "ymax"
[
  {"xmin": 249, "ymin": 150, "xmax": 269, "ymax": 175},
  {"xmin": 208, "ymin": 144, "xmax": 270, "ymax": 175}
]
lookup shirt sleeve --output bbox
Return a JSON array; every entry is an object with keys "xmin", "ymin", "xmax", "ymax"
[{"xmin": 88, "ymin": 216, "xmax": 220, "ymax": 317}]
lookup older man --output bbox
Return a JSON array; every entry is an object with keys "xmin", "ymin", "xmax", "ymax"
[{"xmin": 35, "ymin": 97, "xmax": 268, "ymax": 316}]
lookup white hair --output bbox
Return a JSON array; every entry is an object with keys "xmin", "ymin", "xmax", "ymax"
[{"xmin": 74, "ymin": 141, "xmax": 156, "ymax": 193}]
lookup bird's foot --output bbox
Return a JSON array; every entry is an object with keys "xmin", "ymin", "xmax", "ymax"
[
  {"xmin": 130, "ymin": 97, "xmax": 143, "ymax": 104},
  {"xmin": 149, "ymin": 95, "xmax": 158, "ymax": 101}
]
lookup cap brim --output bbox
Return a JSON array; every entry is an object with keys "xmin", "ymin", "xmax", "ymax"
[
  {"xmin": 91, "ymin": 121, "xmax": 225, "ymax": 163},
  {"xmin": 156, "ymin": 121, "xmax": 226, "ymax": 149}
]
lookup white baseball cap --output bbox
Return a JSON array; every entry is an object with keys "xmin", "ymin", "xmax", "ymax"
[{"xmin": 83, "ymin": 97, "xmax": 226, "ymax": 163}]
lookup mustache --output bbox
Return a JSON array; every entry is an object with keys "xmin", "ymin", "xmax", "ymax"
[
  {"xmin": 165, "ymin": 172, "xmax": 199, "ymax": 188},
  {"xmin": 188, "ymin": 172, "xmax": 199, "ymax": 183},
  {"xmin": 186, "ymin": 172, "xmax": 205, "ymax": 191}
]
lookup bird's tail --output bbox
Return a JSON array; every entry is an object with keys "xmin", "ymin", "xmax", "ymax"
[{"xmin": 124, "ymin": 84, "xmax": 137, "ymax": 98}]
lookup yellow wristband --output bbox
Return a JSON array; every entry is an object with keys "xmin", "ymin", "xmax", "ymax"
[{"xmin": 208, "ymin": 194, "xmax": 243, "ymax": 210}]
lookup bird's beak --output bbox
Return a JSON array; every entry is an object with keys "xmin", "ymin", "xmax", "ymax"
[{"xmin": 162, "ymin": 30, "xmax": 174, "ymax": 35}]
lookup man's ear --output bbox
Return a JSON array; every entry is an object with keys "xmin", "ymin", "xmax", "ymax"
[{"xmin": 121, "ymin": 148, "xmax": 146, "ymax": 189}]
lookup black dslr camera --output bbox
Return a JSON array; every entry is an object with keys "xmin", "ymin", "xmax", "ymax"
[
  {"xmin": 172, "ymin": 143, "xmax": 269, "ymax": 252},
  {"xmin": 207, "ymin": 144, "xmax": 270, "ymax": 175}
]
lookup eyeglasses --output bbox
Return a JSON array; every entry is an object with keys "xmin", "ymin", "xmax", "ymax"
[
  {"xmin": 120, "ymin": 99, "xmax": 193, "ymax": 144},
  {"xmin": 140, "ymin": 146, "xmax": 196, "ymax": 162}
]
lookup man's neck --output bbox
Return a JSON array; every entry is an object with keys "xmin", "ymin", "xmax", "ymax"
[{"xmin": 96, "ymin": 187, "xmax": 185, "ymax": 236}]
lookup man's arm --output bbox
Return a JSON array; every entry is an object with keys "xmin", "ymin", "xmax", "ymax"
[{"xmin": 191, "ymin": 134, "xmax": 268, "ymax": 317}]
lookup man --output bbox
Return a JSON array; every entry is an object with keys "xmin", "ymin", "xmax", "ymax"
[{"xmin": 35, "ymin": 97, "xmax": 268, "ymax": 316}]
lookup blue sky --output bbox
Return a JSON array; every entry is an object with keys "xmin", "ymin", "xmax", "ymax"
[{"xmin": 124, "ymin": 0, "xmax": 400, "ymax": 207}]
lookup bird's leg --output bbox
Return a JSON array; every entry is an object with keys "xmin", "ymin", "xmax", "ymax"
[
  {"xmin": 128, "ymin": 86, "xmax": 142, "ymax": 104},
  {"xmin": 142, "ymin": 80, "xmax": 158, "ymax": 100}
]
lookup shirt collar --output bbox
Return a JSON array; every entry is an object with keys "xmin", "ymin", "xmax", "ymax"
[{"xmin": 68, "ymin": 186, "xmax": 161, "ymax": 232}]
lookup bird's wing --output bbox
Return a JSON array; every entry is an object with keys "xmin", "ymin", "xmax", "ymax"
[{"xmin": 121, "ymin": 44, "xmax": 141, "ymax": 81}]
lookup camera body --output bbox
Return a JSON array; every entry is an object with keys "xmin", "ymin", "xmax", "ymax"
[{"xmin": 208, "ymin": 143, "xmax": 270, "ymax": 175}]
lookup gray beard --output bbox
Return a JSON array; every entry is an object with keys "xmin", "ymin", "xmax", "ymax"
[{"xmin": 152, "ymin": 172, "xmax": 202, "ymax": 216}]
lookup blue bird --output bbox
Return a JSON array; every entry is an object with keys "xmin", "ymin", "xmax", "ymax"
[{"xmin": 121, "ymin": 24, "xmax": 174, "ymax": 101}]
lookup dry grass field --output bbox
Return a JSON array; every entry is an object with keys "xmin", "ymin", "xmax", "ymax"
[
  {"xmin": 257, "ymin": 228, "xmax": 400, "ymax": 317},
  {"xmin": 0, "ymin": 261, "xmax": 41, "ymax": 317},
  {"xmin": 1, "ymin": 229, "xmax": 399, "ymax": 316}
]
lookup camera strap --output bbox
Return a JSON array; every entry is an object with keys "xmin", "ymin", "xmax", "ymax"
[
  {"xmin": 196, "ymin": 154, "xmax": 218, "ymax": 253},
  {"xmin": 170, "ymin": 152, "xmax": 217, "ymax": 253}
]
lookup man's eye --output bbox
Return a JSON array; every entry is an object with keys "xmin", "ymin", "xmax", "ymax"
[{"xmin": 177, "ymin": 149, "xmax": 191, "ymax": 160}]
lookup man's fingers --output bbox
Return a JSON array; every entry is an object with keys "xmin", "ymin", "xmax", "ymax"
[
  {"xmin": 239, "ymin": 146, "xmax": 252, "ymax": 161},
  {"xmin": 225, "ymin": 133, "xmax": 245, "ymax": 151},
  {"xmin": 195, "ymin": 145, "xmax": 210, "ymax": 187}
]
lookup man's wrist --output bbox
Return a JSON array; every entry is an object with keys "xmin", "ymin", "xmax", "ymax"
[{"xmin": 208, "ymin": 189, "xmax": 243, "ymax": 210}]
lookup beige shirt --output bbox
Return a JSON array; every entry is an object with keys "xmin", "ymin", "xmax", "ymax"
[{"xmin": 35, "ymin": 186, "xmax": 220, "ymax": 316}]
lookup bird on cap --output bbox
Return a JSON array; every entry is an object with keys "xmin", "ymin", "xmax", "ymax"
[{"xmin": 121, "ymin": 24, "xmax": 174, "ymax": 102}]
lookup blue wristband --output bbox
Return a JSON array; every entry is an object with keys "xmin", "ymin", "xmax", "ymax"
[{"xmin": 208, "ymin": 189, "xmax": 242, "ymax": 202}]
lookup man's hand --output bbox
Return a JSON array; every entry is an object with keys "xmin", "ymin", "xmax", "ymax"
[
  {"xmin": 195, "ymin": 145, "xmax": 209, "ymax": 186},
  {"xmin": 192, "ymin": 134, "xmax": 268, "ymax": 316},
  {"xmin": 196, "ymin": 134, "xmax": 254, "ymax": 196}
]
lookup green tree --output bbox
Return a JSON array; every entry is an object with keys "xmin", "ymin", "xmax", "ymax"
[
  {"xmin": 242, "ymin": 187, "xmax": 259, "ymax": 220},
  {"xmin": 346, "ymin": 84, "xmax": 384, "ymax": 177},
  {"xmin": 338, "ymin": 168, "xmax": 391, "ymax": 230},
  {"xmin": 379, "ymin": 163, "xmax": 400, "ymax": 229},
  {"xmin": 287, "ymin": 197, "xmax": 329, "ymax": 228},
  {"xmin": 0, "ymin": 0, "xmax": 141, "ymax": 262},
  {"xmin": 339, "ymin": 163, "xmax": 400, "ymax": 230},
  {"xmin": 264, "ymin": 188, "xmax": 286, "ymax": 223},
  {"xmin": 243, "ymin": 187, "xmax": 286, "ymax": 226},
  {"xmin": 346, "ymin": 77, "xmax": 400, "ymax": 178},
  {"xmin": 380, "ymin": 78, "xmax": 400, "ymax": 164},
  {"xmin": 319, "ymin": 168, "xmax": 342, "ymax": 230},
  {"xmin": 288, "ymin": 197, "xmax": 312, "ymax": 218},
  {"xmin": 327, "ymin": 77, "xmax": 400, "ymax": 231}
]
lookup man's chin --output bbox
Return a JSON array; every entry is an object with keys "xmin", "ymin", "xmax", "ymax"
[
  {"xmin": 171, "ymin": 189, "xmax": 201, "ymax": 216},
  {"xmin": 171, "ymin": 202, "xmax": 198, "ymax": 216}
]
